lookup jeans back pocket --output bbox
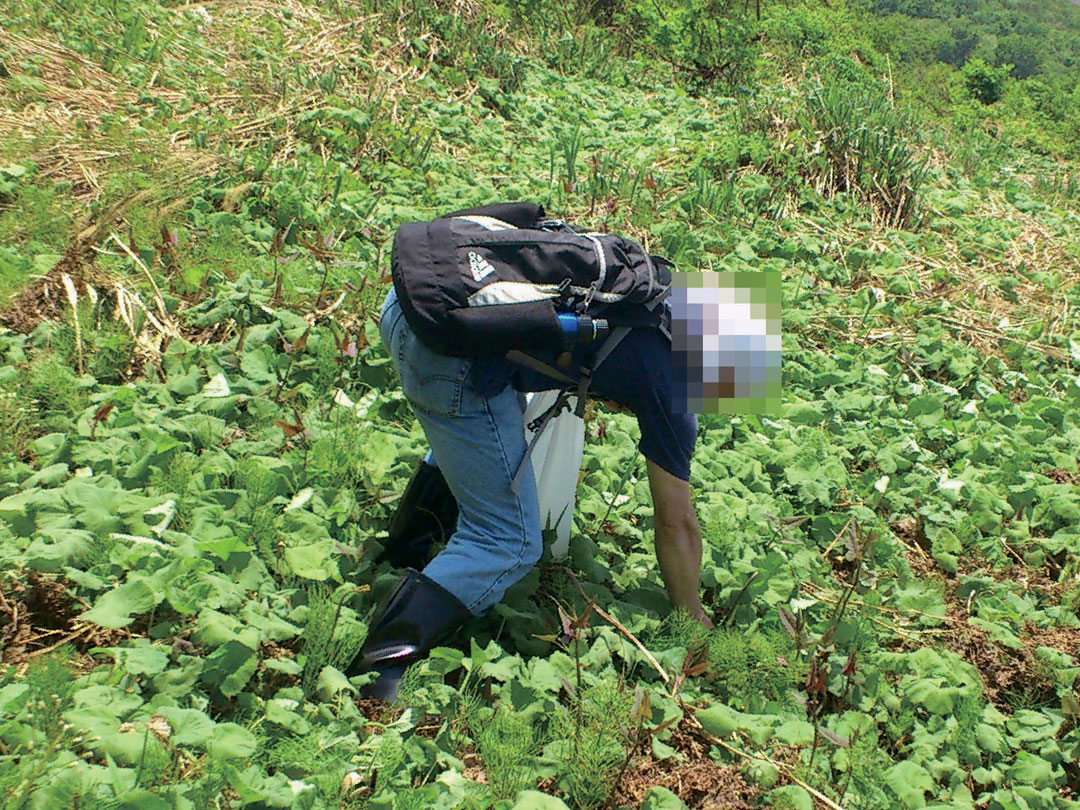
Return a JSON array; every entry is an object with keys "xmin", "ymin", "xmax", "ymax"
[{"xmin": 385, "ymin": 308, "xmax": 472, "ymax": 418}]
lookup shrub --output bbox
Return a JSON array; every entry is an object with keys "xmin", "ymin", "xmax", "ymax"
[
  {"xmin": 962, "ymin": 58, "xmax": 1010, "ymax": 104},
  {"xmin": 614, "ymin": 0, "xmax": 760, "ymax": 89},
  {"xmin": 994, "ymin": 34, "xmax": 1039, "ymax": 79},
  {"xmin": 936, "ymin": 21, "xmax": 978, "ymax": 67},
  {"xmin": 802, "ymin": 78, "xmax": 929, "ymax": 226}
]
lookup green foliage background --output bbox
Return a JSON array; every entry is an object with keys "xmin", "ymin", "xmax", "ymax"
[{"xmin": 0, "ymin": 0, "xmax": 1079, "ymax": 808}]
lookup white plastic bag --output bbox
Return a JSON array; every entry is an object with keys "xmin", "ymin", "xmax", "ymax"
[{"xmin": 522, "ymin": 390, "xmax": 584, "ymax": 559}]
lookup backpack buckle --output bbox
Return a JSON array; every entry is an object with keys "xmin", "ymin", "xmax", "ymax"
[
  {"xmin": 582, "ymin": 281, "xmax": 598, "ymax": 310},
  {"xmin": 556, "ymin": 277, "xmax": 574, "ymax": 306}
]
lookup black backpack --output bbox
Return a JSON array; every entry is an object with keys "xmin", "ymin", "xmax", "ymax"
[
  {"xmin": 390, "ymin": 202, "xmax": 672, "ymax": 359},
  {"xmin": 390, "ymin": 203, "xmax": 673, "ymax": 491}
]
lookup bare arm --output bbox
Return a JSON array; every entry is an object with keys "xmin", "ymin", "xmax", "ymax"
[{"xmin": 646, "ymin": 459, "xmax": 714, "ymax": 629}]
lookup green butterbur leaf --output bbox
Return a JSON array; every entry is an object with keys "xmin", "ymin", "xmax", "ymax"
[
  {"xmin": 773, "ymin": 720, "xmax": 814, "ymax": 745},
  {"xmin": 206, "ymin": 723, "xmax": 258, "ymax": 759},
  {"xmin": 886, "ymin": 761, "xmax": 935, "ymax": 808},
  {"xmin": 769, "ymin": 785, "xmax": 813, "ymax": 810},
  {"xmin": 83, "ymin": 579, "xmax": 160, "ymax": 628},
  {"xmin": 155, "ymin": 706, "xmax": 215, "ymax": 746},
  {"xmin": 695, "ymin": 703, "xmax": 740, "ymax": 737},
  {"xmin": 641, "ymin": 786, "xmax": 689, "ymax": 810},
  {"xmin": 282, "ymin": 543, "xmax": 334, "ymax": 580},
  {"xmin": 511, "ymin": 791, "xmax": 572, "ymax": 810}
]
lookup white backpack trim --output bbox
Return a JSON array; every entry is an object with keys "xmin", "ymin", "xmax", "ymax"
[{"xmin": 467, "ymin": 280, "xmax": 561, "ymax": 307}]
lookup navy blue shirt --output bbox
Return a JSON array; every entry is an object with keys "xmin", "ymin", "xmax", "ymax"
[{"xmin": 472, "ymin": 328, "xmax": 698, "ymax": 481}]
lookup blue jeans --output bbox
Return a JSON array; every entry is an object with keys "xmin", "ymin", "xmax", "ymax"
[{"xmin": 379, "ymin": 288, "xmax": 542, "ymax": 614}]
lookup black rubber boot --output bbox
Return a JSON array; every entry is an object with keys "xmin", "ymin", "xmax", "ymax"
[
  {"xmin": 375, "ymin": 460, "xmax": 459, "ymax": 570},
  {"xmin": 347, "ymin": 568, "xmax": 471, "ymax": 702}
]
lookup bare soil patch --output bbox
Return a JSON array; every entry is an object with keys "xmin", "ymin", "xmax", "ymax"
[
  {"xmin": 0, "ymin": 572, "xmax": 124, "ymax": 669},
  {"xmin": 894, "ymin": 534, "xmax": 1079, "ymax": 712},
  {"xmin": 934, "ymin": 577, "xmax": 1074, "ymax": 709},
  {"xmin": 614, "ymin": 718, "xmax": 761, "ymax": 810},
  {"xmin": 0, "ymin": 263, "xmax": 90, "ymax": 334}
]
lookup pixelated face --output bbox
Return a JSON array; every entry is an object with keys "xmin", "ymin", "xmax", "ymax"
[{"xmin": 669, "ymin": 271, "xmax": 782, "ymax": 414}]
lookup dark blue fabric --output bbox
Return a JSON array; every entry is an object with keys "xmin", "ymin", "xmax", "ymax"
[{"xmin": 470, "ymin": 329, "xmax": 698, "ymax": 481}]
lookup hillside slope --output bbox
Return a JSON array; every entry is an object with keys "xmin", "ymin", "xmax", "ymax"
[{"xmin": 1, "ymin": 2, "xmax": 1079, "ymax": 809}]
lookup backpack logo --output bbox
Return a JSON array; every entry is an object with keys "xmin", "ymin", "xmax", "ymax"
[{"xmin": 469, "ymin": 251, "xmax": 496, "ymax": 282}]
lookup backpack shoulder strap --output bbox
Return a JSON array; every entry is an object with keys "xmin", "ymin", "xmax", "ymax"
[
  {"xmin": 592, "ymin": 326, "xmax": 630, "ymax": 369},
  {"xmin": 508, "ymin": 325, "xmax": 633, "ymax": 493},
  {"xmin": 511, "ymin": 388, "xmax": 572, "ymax": 494},
  {"xmin": 504, "ymin": 350, "xmax": 576, "ymax": 385},
  {"xmin": 505, "ymin": 325, "xmax": 630, "ymax": 390}
]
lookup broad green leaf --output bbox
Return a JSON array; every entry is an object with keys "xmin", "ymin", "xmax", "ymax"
[
  {"xmin": 166, "ymin": 365, "xmax": 204, "ymax": 396},
  {"xmin": 282, "ymin": 543, "xmax": 333, "ymax": 580},
  {"xmin": 66, "ymin": 711, "xmax": 162, "ymax": 766},
  {"xmin": 641, "ymin": 786, "xmax": 688, "ymax": 810},
  {"xmin": 769, "ymin": 785, "xmax": 813, "ymax": 810},
  {"xmin": 265, "ymin": 698, "xmax": 312, "ymax": 735},
  {"xmin": 695, "ymin": 703, "xmax": 740, "ymax": 738},
  {"xmin": 115, "ymin": 791, "xmax": 170, "ymax": 810},
  {"xmin": 92, "ymin": 644, "xmax": 170, "ymax": 675},
  {"xmin": 773, "ymin": 720, "xmax": 814, "ymax": 746},
  {"xmin": 151, "ymin": 655, "xmax": 204, "ymax": 698},
  {"xmin": 975, "ymin": 723, "xmax": 1006, "ymax": 755},
  {"xmin": 264, "ymin": 658, "xmax": 302, "ymax": 676},
  {"xmin": 194, "ymin": 607, "xmax": 248, "ymax": 648},
  {"xmin": 1005, "ymin": 751, "xmax": 1055, "ymax": 789},
  {"xmin": 479, "ymin": 650, "xmax": 523, "ymax": 682},
  {"xmin": 782, "ymin": 400, "xmax": 825, "ymax": 425},
  {"xmin": 203, "ymin": 641, "xmax": 259, "ymax": 697},
  {"xmin": 526, "ymin": 658, "xmax": 565, "ymax": 693},
  {"xmin": 240, "ymin": 603, "xmax": 300, "ymax": 641},
  {"xmin": 83, "ymin": 579, "xmax": 160, "ymax": 629},
  {"xmin": 651, "ymin": 736, "xmax": 676, "ymax": 760},
  {"xmin": 155, "ymin": 707, "xmax": 215, "ymax": 746},
  {"xmin": 0, "ymin": 683, "xmax": 29, "ymax": 713},
  {"xmin": 24, "ymin": 528, "xmax": 94, "ymax": 571},
  {"xmin": 316, "ymin": 666, "xmax": 357, "ymax": 701},
  {"xmin": 0, "ymin": 489, "xmax": 62, "ymax": 536},
  {"xmin": 71, "ymin": 684, "xmax": 144, "ymax": 716},
  {"xmin": 205, "ymin": 723, "xmax": 258, "ymax": 759},
  {"xmin": 907, "ymin": 394, "xmax": 945, "ymax": 428},
  {"xmin": 19, "ymin": 463, "xmax": 70, "ymax": 490},
  {"xmin": 511, "ymin": 791, "xmax": 571, "ymax": 810},
  {"xmin": 906, "ymin": 677, "xmax": 955, "ymax": 715},
  {"xmin": 886, "ymin": 760, "xmax": 935, "ymax": 808},
  {"xmin": 229, "ymin": 764, "xmax": 312, "ymax": 806}
]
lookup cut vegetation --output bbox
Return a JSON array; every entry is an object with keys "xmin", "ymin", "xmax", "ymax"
[{"xmin": 0, "ymin": 0, "xmax": 1079, "ymax": 808}]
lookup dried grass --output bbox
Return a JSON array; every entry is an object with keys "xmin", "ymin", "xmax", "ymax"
[
  {"xmin": 901, "ymin": 196, "xmax": 1079, "ymax": 361},
  {"xmin": 793, "ymin": 187, "xmax": 1079, "ymax": 365},
  {"xmin": 0, "ymin": 31, "xmax": 212, "ymax": 203},
  {"xmin": 0, "ymin": 1, "xmax": 445, "ymax": 204},
  {"xmin": 0, "ymin": 572, "xmax": 125, "ymax": 672},
  {"xmin": 1, "ymin": 2, "xmax": 456, "ymax": 350},
  {"xmin": 193, "ymin": 1, "xmax": 444, "ymax": 159}
]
